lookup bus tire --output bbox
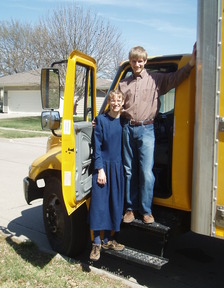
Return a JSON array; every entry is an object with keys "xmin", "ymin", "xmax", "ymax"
[{"xmin": 43, "ymin": 177, "xmax": 88, "ymax": 257}]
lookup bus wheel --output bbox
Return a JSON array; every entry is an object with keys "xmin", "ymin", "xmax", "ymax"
[{"xmin": 43, "ymin": 177, "xmax": 88, "ymax": 257}]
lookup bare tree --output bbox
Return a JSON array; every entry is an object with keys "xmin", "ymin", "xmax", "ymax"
[
  {"xmin": 0, "ymin": 3, "xmax": 126, "ymax": 78},
  {"xmin": 0, "ymin": 20, "xmax": 29, "ymax": 75},
  {"xmin": 0, "ymin": 20, "xmax": 53, "ymax": 76}
]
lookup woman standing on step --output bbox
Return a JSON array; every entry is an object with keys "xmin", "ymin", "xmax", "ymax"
[{"xmin": 89, "ymin": 90, "xmax": 125, "ymax": 261}]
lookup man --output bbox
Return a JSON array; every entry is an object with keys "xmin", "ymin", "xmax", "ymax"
[{"xmin": 119, "ymin": 44, "xmax": 196, "ymax": 224}]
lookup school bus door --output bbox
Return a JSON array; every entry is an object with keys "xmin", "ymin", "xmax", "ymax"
[{"xmin": 61, "ymin": 50, "xmax": 97, "ymax": 216}]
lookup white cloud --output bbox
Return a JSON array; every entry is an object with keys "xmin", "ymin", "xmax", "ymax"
[{"xmin": 76, "ymin": 0, "xmax": 196, "ymax": 15}]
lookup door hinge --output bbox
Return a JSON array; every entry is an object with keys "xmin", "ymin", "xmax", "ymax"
[
  {"xmin": 219, "ymin": 117, "xmax": 224, "ymax": 132},
  {"xmin": 216, "ymin": 206, "xmax": 224, "ymax": 228}
]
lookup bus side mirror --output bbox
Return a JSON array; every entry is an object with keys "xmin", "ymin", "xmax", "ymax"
[
  {"xmin": 41, "ymin": 68, "xmax": 60, "ymax": 109},
  {"xmin": 41, "ymin": 111, "xmax": 60, "ymax": 131}
]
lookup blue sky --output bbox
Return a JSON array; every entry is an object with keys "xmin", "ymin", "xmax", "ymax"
[{"xmin": 0, "ymin": 0, "xmax": 197, "ymax": 57}]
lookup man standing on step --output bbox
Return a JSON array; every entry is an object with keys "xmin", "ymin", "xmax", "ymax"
[{"xmin": 118, "ymin": 44, "xmax": 196, "ymax": 224}]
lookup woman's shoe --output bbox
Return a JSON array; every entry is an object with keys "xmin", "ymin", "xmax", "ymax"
[
  {"xmin": 102, "ymin": 240, "xmax": 125, "ymax": 251},
  {"xmin": 90, "ymin": 244, "xmax": 101, "ymax": 261}
]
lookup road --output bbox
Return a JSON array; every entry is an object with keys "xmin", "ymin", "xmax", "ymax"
[
  {"xmin": 0, "ymin": 137, "xmax": 51, "ymax": 250},
  {"xmin": 0, "ymin": 137, "xmax": 223, "ymax": 288}
]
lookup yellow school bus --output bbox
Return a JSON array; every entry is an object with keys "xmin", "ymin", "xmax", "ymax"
[{"xmin": 23, "ymin": 0, "xmax": 224, "ymax": 269}]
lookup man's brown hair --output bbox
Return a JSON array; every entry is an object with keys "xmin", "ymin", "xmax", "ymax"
[{"xmin": 129, "ymin": 46, "xmax": 148, "ymax": 61}]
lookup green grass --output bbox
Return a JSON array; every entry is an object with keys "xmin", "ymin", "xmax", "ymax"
[
  {"xmin": 0, "ymin": 233, "xmax": 128, "ymax": 288},
  {"xmin": 0, "ymin": 116, "xmax": 42, "ymax": 131},
  {"xmin": 0, "ymin": 117, "xmax": 51, "ymax": 138},
  {"xmin": 0, "ymin": 116, "xmax": 90, "ymax": 138},
  {"xmin": 0, "ymin": 129, "xmax": 50, "ymax": 138}
]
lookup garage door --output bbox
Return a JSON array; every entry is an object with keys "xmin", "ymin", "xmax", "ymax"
[{"xmin": 8, "ymin": 90, "xmax": 42, "ymax": 113}]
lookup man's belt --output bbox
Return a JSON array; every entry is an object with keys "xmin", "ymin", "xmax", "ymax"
[{"xmin": 129, "ymin": 119, "xmax": 154, "ymax": 126}]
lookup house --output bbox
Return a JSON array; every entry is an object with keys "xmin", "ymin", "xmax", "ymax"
[{"xmin": 0, "ymin": 70, "xmax": 112, "ymax": 115}]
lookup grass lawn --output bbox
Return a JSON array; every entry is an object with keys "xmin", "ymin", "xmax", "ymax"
[
  {"xmin": 0, "ymin": 233, "xmax": 127, "ymax": 288},
  {"xmin": 0, "ymin": 116, "xmax": 42, "ymax": 130},
  {"xmin": 0, "ymin": 116, "xmax": 51, "ymax": 138}
]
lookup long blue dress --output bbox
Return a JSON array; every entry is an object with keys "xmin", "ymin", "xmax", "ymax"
[{"xmin": 89, "ymin": 113, "xmax": 124, "ymax": 232}]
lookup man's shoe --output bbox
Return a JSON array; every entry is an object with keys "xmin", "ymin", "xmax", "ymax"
[
  {"xmin": 143, "ymin": 214, "xmax": 155, "ymax": 224},
  {"xmin": 123, "ymin": 210, "xmax": 135, "ymax": 223},
  {"xmin": 102, "ymin": 240, "xmax": 125, "ymax": 251},
  {"xmin": 90, "ymin": 244, "xmax": 101, "ymax": 261}
]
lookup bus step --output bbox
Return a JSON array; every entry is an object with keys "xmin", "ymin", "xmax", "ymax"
[
  {"xmin": 122, "ymin": 218, "xmax": 170, "ymax": 235},
  {"xmin": 102, "ymin": 246, "xmax": 168, "ymax": 270}
]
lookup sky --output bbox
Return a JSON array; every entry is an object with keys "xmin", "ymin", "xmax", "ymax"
[{"xmin": 0, "ymin": 0, "xmax": 197, "ymax": 57}]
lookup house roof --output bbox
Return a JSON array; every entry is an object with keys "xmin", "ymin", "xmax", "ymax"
[
  {"xmin": 0, "ymin": 70, "xmax": 41, "ymax": 87},
  {"xmin": 0, "ymin": 70, "xmax": 112, "ymax": 90},
  {"xmin": 96, "ymin": 78, "xmax": 112, "ymax": 90}
]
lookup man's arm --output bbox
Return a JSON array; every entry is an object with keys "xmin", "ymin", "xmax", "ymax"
[{"xmin": 189, "ymin": 42, "xmax": 196, "ymax": 67}]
